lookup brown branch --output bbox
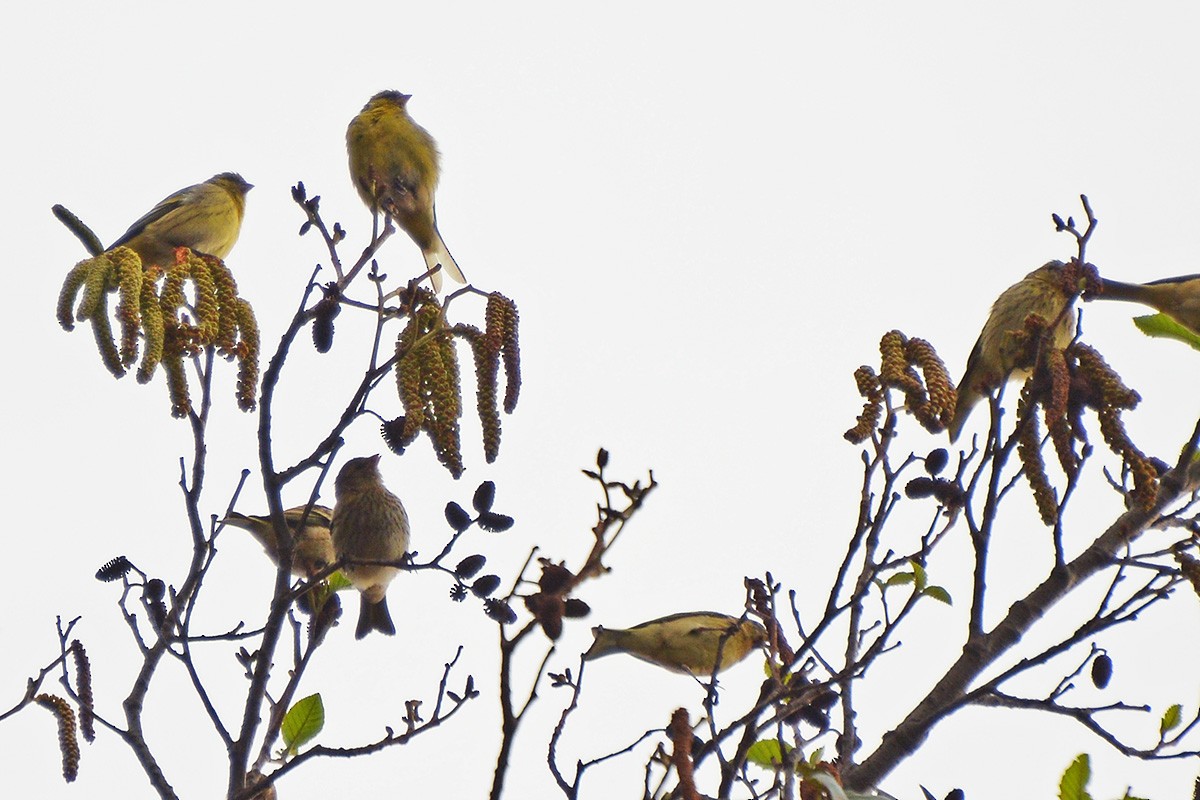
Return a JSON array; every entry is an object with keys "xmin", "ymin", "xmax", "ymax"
[
  {"xmin": 977, "ymin": 692, "xmax": 1200, "ymax": 760},
  {"xmin": 233, "ymin": 648, "xmax": 475, "ymax": 799},
  {"xmin": 844, "ymin": 458, "xmax": 1200, "ymax": 790},
  {"xmin": 667, "ymin": 709, "xmax": 699, "ymax": 800},
  {"xmin": 492, "ymin": 456, "xmax": 658, "ymax": 800}
]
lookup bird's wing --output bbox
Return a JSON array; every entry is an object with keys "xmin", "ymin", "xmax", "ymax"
[
  {"xmin": 308, "ymin": 505, "xmax": 335, "ymax": 525},
  {"xmin": 108, "ymin": 191, "xmax": 190, "ymax": 249},
  {"xmin": 283, "ymin": 505, "xmax": 334, "ymax": 527},
  {"xmin": 628, "ymin": 611, "xmax": 731, "ymax": 630},
  {"xmin": 1145, "ymin": 273, "xmax": 1200, "ymax": 286}
]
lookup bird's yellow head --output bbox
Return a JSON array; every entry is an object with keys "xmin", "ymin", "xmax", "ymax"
[
  {"xmin": 743, "ymin": 619, "xmax": 769, "ymax": 646},
  {"xmin": 366, "ymin": 90, "xmax": 412, "ymax": 112},
  {"xmin": 1027, "ymin": 259, "xmax": 1064, "ymax": 282},
  {"xmin": 335, "ymin": 454, "xmax": 384, "ymax": 495},
  {"xmin": 210, "ymin": 172, "xmax": 253, "ymax": 198},
  {"xmin": 210, "ymin": 173, "xmax": 253, "ymax": 222}
]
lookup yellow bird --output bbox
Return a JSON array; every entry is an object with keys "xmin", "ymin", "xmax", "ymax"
[
  {"xmin": 950, "ymin": 261, "xmax": 1076, "ymax": 442},
  {"xmin": 1094, "ymin": 274, "xmax": 1200, "ymax": 336},
  {"xmin": 222, "ymin": 505, "xmax": 336, "ymax": 579},
  {"xmin": 346, "ymin": 90, "xmax": 465, "ymax": 292},
  {"xmin": 330, "ymin": 455, "xmax": 411, "ymax": 639},
  {"xmin": 585, "ymin": 612, "xmax": 767, "ymax": 675},
  {"xmin": 108, "ymin": 172, "xmax": 252, "ymax": 268}
]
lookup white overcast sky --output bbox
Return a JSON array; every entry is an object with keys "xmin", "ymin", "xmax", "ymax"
[{"xmin": 4, "ymin": 3, "xmax": 1199, "ymax": 799}]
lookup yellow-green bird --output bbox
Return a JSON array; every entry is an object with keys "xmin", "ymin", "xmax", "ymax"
[
  {"xmin": 330, "ymin": 455, "xmax": 411, "ymax": 639},
  {"xmin": 108, "ymin": 172, "xmax": 252, "ymax": 268},
  {"xmin": 1093, "ymin": 274, "xmax": 1200, "ymax": 335},
  {"xmin": 222, "ymin": 505, "xmax": 336, "ymax": 579},
  {"xmin": 346, "ymin": 90, "xmax": 465, "ymax": 293},
  {"xmin": 950, "ymin": 261, "xmax": 1075, "ymax": 442},
  {"xmin": 585, "ymin": 612, "xmax": 767, "ymax": 675}
]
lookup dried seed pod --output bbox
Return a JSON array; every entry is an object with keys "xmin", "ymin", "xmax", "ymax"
[
  {"xmin": 471, "ymin": 574, "xmax": 502, "ymax": 598},
  {"xmin": 35, "ymin": 694, "xmax": 79, "ymax": 783},
  {"xmin": 1091, "ymin": 653, "xmax": 1113, "ymax": 689},
  {"xmin": 95, "ymin": 557, "xmax": 133, "ymax": 582},
  {"xmin": 444, "ymin": 501, "xmax": 472, "ymax": 532},
  {"xmin": 454, "ymin": 554, "xmax": 486, "ymax": 579},
  {"xmin": 69, "ymin": 641, "xmax": 95, "ymax": 743},
  {"xmin": 484, "ymin": 598, "xmax": 517, "ymax": 624},
  {"xmin": 905, "ymin": 477, "xmax": 938, "ymax": 499}
]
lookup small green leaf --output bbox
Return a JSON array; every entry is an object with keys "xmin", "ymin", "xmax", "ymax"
[
  {"xmin": 1160, "ymin": 703, "xmax": 1182, "ymax": 736},
  {"xmin": 746, "ymin": 739, "xmax": 787, "ymax": 768},
  {"xmin": 281, "ymin": 694, "xmax": 325, "ymax": 755},
  {"xmin": 922, "ymin": 585, "xmax": 953, "ymax": 605},
  {"xmin": 910, "ymin": 560, "xmax": 928, "ymax": 592},
  {"xmin": 885, "ymin": 573, "xmax": 915, "ymax": 587},
  {"xmin": 326, "ymin": 571, "xmax": 353, "ymax": 592},
  {"xmin": 1132, "ymin": 313, "xmax": 1200, "ymax": 351},
  {"xmin": 1058, "ymin": 753, "xmax": 1091, "ymax": 800}
]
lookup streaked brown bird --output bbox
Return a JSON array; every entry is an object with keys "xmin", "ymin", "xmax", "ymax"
[
  {"xmin": 222, "ymin": 505, "xmax": 336, "ymax": 579},
  {"xmin": 585, "ymin": 612, "xmax": 767, "ymax": 675},
  {"xmin": 330, "ymin": 455, "xmax": 410, "ymax": 639},
  {"xmin": 950, "ymin": 261, "xmax": 1076, "ymax": 442},
  {"xmin": 108, "ymin": 172, "xmax": 252, "ymax": 267},
  {"xmin": 346, "ymin": 90, "xmax": 465, "ymax": 292},
  {"xmin": 1094, "ymin": 274, "xmax": 1200, "ymax": 336}
]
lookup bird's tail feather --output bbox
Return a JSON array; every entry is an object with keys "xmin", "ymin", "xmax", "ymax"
[
  {"xmin": 1097, "ymin": 279, "xmax": 1151, "ymax": 304},
  {"xmin": 947, "ymin": 393, "xmax": 976, "ymax": 443},
  {"xmin": 356, "ymin": 595, "xmax": 396, "ymax": 639},
  {"xmin": 423, "ymin": 229, "xmax": 466, "ymax": 293},
  {"xmin": 584, "ymin": 627, "xmax": 624, "ymax": 661}
]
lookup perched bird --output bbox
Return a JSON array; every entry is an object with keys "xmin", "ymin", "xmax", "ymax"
[
  {"xmin": 330, "ymin": 454, "xmax": 410, "ymax": 639},
  {"xmin": 222, "ymin": 505, "xmax": 336, "ymax": 579},
  {"xmin": 108, "ymin": 172, "xmax": 253, "ymax": 267},
  {"xmin": 585, "ymin": 612, "xmax": 767, "ymax": 675},
  {"xmin": 1093, "ymin": 274, "xmax": 1200, "ymax": 336},
  {"xmin": 950, "ymin": 261, "xmax": 1076, "ymax": 442},
  {"xmin": 346, "ymin": 90, "xmax": 466, "ymax": 292}
]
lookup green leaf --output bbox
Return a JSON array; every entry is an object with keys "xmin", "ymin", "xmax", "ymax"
[
  {"xmin": 746, "ymin": 739, "xmax": 787, "ymax": 768},
  {"xmin": 922, "ymin": 585, "xmax": 953, "ymax": 605},
  {"xmin": 281, "ymin": 693, "xmax": 325, "ymax": 755},
  {"xmin": 326, "ymin": 571, "xmax": 353, "ymax": 592},
  {"xmin": 1058, "ymin": 754, "xmax": 1091, "ymax": 800},
  {"xmin": 885, "ymin": 573, "xmax": 915, "ymax": 587},
  {"xmin": 909, "ymin": 560, "xmax": 928, "ymax": 592},
  {"xmin": 1160, "ymin": 703, "xmax": 1182, "ymax": 736},
  {"xmin": 1132, "ymin": 313, "xmax": 1200, "ymax": 351}
]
